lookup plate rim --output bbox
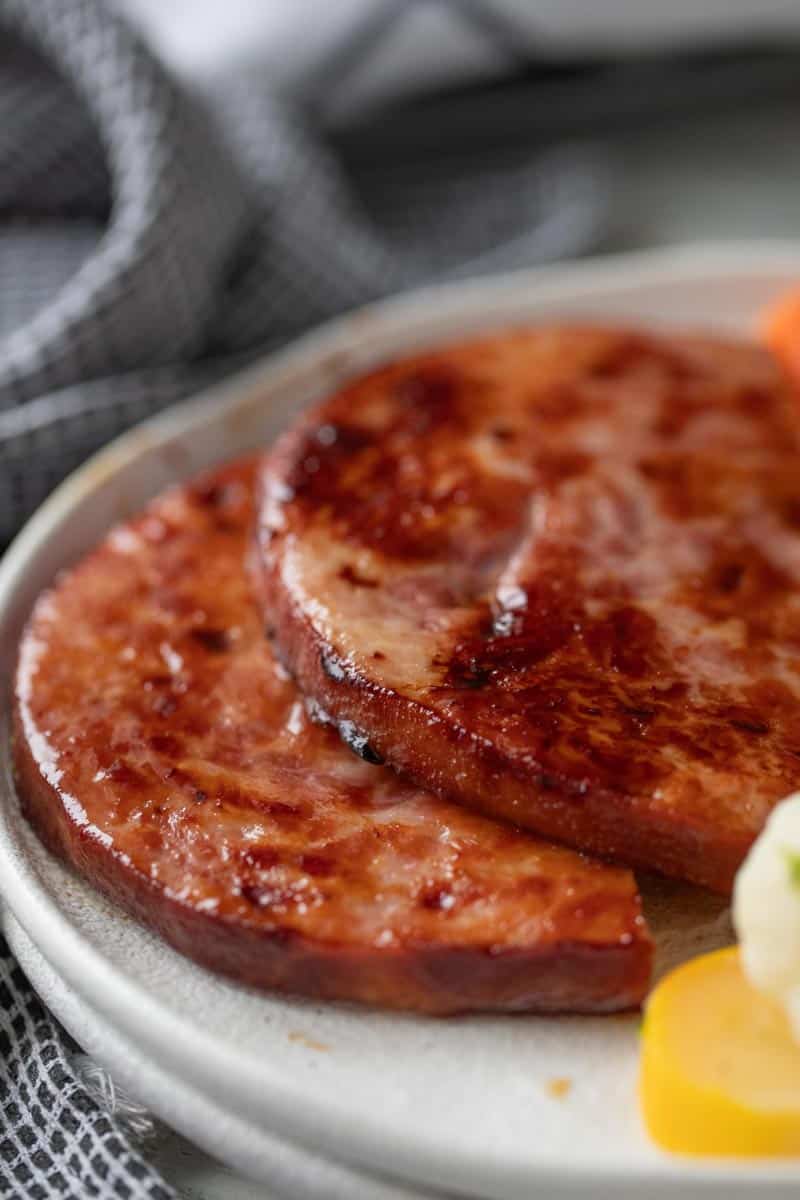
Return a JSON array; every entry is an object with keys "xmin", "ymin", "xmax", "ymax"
[
  {"xmin": 3, "ymin": 913, "xmax": 430, "ymax": 1200},
  {"xmin": 4, "ymin": 241, "xmax": 800, "ymax": 1198}
]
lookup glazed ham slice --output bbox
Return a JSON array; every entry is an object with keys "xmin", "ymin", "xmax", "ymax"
[
  {"xmin": 13, "ymin": 459, "xmax": 650, "ymax": 1013},
  {"xmin": 257, "ymin": 327, "xmax": 800, "ymax": 895}
]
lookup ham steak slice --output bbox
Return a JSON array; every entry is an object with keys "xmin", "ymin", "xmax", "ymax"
[
  {"xmin": 257, "ymin": 326, "xmax": 800, "ymax": 895},
  {"xmin": 13, "ymin": 459, "xmax": 650, "ymax": 1013}
]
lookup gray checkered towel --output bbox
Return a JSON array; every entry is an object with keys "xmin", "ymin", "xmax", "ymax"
[{"xmin": 0, "ymin": 0, "xmax": 608, "ymax": 1196}]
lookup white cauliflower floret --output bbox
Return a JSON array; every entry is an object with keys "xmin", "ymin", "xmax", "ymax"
[{"xmin": 734, "ymin": 792, "xmax": 800, "ymax": 1039}]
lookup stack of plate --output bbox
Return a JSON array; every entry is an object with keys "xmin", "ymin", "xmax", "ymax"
[{"xmin": 2, "ymin": 245, "xmax": 799, "ymax": 1200}]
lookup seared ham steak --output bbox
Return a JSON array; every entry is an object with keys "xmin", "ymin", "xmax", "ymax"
[
  {"xmin": 13, "ymin": 460, "xmax": 650, "ymax": 1013},
  {"xmin": 258, "ymin": 327, "xmax": 800, "ymax": 894}
]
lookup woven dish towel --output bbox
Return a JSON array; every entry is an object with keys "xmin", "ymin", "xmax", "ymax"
[{"xmin": 0, "ymin": 1, "xmax": 608, "ymax": 1195}]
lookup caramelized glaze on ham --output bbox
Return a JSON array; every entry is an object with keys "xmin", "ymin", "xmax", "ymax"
[
  {"xmin": 13, "ymin": 459, "xmax": 650, "ymax": 1013},
  {"xmin": 258, "ymin": 327, "xmax": 800, "ymax": 894}
]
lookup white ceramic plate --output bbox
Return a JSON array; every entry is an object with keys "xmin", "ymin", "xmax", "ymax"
[{"xmin": 3, "ymin": 243, "xmax": 800, "ymax": 1200}]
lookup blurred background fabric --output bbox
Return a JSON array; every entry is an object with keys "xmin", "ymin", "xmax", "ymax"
[
  {"xmin": 0, "ymin": 0, "xmax": 612, "ymax": 548},
  {"xmin": 119, "ymin": 0, "xmax": 800, "ymax": 106},
  {"xmin": 4, "ymin": 0, "xmax": 800, "ymax": 545}
]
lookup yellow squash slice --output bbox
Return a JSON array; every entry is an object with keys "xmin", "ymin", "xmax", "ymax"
[{"xmin": 640, "ymin": 947, "xmax": 800, "ymax": 1157}]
